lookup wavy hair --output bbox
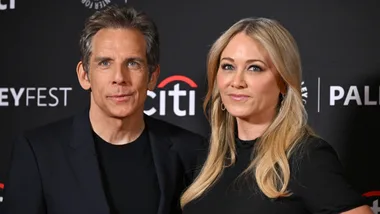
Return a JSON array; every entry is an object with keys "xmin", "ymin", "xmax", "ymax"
[{"xmin": 181, "ymin": 17, "xmax": 315, "ymax": 207}]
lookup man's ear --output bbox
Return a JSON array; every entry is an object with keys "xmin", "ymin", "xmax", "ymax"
[
  {"xmin": 76, "ymin": 61, "xmax": 91, "ymax": 90},
  {"xmin": 148, "ymin": 65, "xmax": 160, "ymax": 91}
]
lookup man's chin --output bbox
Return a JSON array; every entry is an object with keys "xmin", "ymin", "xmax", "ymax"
[
  {"xmin": 108, "ymin": 107, "xmax": 142, "ymax": 119},
  {"xmin": 108, "ymin": 111, "xmax": 134, "ymax": 119},
  {"xmin": 90, "ymin": 103, "xmax": 143, "ymax": 119}
]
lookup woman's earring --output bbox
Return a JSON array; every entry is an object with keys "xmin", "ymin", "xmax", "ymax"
[
  {"xmin": 279, "ymin": 94, "xmax": 285, "ymax": 111},
  {"xmin": 221, "ymin": 103, "xmax": 226, "ymax": 111},
  {"xmin": 281, "ymin": 94, "xmax": 285, "ymax": 105}
]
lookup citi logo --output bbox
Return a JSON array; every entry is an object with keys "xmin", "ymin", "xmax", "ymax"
[
  {"xmin": 145, "ymin": 75, "xmax": 197, "ymax": 117},
  {"xmin": 363, "ymin": 191, "xmax": 380, "ymax": 213},
  {"xmin": 0, "ymin": 182, "xmax": 3, "ymax": 203},
  {"xmin": 0, "ymin": 0, "xmax": 15, "ymax": 10}
]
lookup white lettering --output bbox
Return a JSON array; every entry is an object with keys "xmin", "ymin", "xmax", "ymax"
[
  {"xmin": 0, "ymin": 0, "xmax": 15, "ymax": 10},
  {"xmin": 330, "ymin": 86, "xmax": 344, "ymax": 106},
  {"xmin": 364, "ymin": 85, "xmax": 377, "ymax": 105},
  {"xmin": 330, "ymin": 86, "xmax": 380, "ymax": 106},
  {"xmin": 101, "ymin": 1, "xmax": 106, "ymax": 8},
  {"xmin": 0, "ymin": 87, "xmax": 72, "ymax": 107},
  {"xmin": 37, "ymin": 88, "xmax": 47, "ymax": 107},
  {"xmin": 144, "ymin": 90, "xmax": 157, "ymax": 115},
  {"xmin": 85, "ymin": 0, "xmax": 91, "ymax": 7},
  {"xmin": 371, "ymin": 199, "xmax": 380, "ymax": 214},
  {"xmin": 0, "ymin": 0, "xmax": 6, "ymax": 10},
  {"xmin": 169, "ymin": 84, "xmax": 187, "ymax": 116},
  {"xmin": 49, "ymin": 88, "xmax": 59, "ymax": 107},
  {"xmin": 81, "ymin": 0, "xmax": 111, "ymax": 9},
  {"xmin": 189, "ymin": 90, "xmax": 195, "ymax": 116},
  {"xmin": 26, "ymin": 88, "xmax": 35, "ymax": 106},
  {"xmin": 159, "ymin": 91, "xmax": 166, "ymax": 115},
  {"xmin": 344, "ymin": 86, "xmax": 362, "ymax": 105},
  {"xmin": 10, "ymin": 88, "xmax": 24, "ymax": 106},
  {"xmin": 60, "ymin": 87, "xmax": 72, "ymax": 106},
  {"xmin": 0, "ymin": 88, "xmax": 9, "ymax": 106},
  {"xmin": 144, "ymin": 82, "xmax": 197, "ymax": 116}
]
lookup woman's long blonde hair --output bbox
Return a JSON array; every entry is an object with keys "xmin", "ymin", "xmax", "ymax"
[{"xmin": 181, "ymin": 17, "xmax": 315, "ymax": 207}]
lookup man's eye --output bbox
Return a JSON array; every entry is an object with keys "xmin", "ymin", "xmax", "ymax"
[
  {"xmin": 128, "ymin": 61, "xmax": 139, "ymax": 67},
  {"xmin": 99, "ymin": 61, "xmax": 110, "ymax": 66}
]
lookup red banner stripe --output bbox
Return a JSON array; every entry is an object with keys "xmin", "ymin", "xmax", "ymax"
[{"xmin": 363, "ymin": 191, "xmax": 380, "ymax": 197}]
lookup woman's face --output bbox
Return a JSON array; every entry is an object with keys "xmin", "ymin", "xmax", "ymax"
[{"xmin": 217, "ymin": 32, "xmax": 282, "ymax": 122}]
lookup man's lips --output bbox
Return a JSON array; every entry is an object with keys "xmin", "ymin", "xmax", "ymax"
[{"xmin": 107, "ymin": 94, "xmax": 133, "ymax": 102}]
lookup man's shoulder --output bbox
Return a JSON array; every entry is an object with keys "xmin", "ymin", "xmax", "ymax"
[
  {"xmin": 21, "ymin": 114, "xmax": 76, "ymax": 143},
  {"xmin": 145, "ymin": 116, "xmax": 208, "ymax": 151},
  {"xmin": 145, "ymin": 116, "xmax": 204, "ymax": 139}
]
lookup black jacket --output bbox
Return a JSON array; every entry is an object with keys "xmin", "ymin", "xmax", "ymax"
[{"xmin": 0, "ymin": 109, "xmax": 207, "ymax": 214}]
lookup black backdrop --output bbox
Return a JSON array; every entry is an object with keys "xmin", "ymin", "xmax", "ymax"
[{"xmin": 1, "ymin": 0, "xmax": 379, "ymax": 210}]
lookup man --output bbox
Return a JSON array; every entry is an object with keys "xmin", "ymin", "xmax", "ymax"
[{"xmin": 1, "ymin": 5, "xmax": 206, "ymax": 214}]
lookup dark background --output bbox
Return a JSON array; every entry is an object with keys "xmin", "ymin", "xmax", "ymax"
[{"xmin": 0, "ymin": 0, "xmax": 379, "ymax": 209}]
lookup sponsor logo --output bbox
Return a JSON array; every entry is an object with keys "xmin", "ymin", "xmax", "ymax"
[
  {"xmin": 0, "ymin": 87, "xmax": 72, "ymax": 107},
  {"xmin": 0, "ymin": 0, "xmax": 15, "ymax": 10},
  {"xmin": 301, "ymin": 81, "xmax": 308, "ymax": 104},
  {"xmin": 144, "ymin": 75, "xmax": 197, "ymax": 117},
  {"xmin": 0, "ymin": 182, "xmax": 3, "ymax": 203},
  {"xmin": 81, "ymin": 0, "xmax": 128, "ymax": 10},
  {"xmin": 81, "ymin": 0, "xmax": 111, "ymax": 10},
  {"xmin": 305, "ymin": 78, "xmax": 380, "ymax": 112},
  {"xmin": 330, "ymin": 85, "xmax": 379, "ymax": 106}
]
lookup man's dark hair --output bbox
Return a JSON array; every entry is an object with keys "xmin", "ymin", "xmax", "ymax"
[{"xmin": 79, "ymin": 5, "xmax": 159, "ymax": 74}]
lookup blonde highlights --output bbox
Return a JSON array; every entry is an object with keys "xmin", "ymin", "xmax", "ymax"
[{"xmin": 181, "ymin": 18, "xmax": 314, "ymax": 207}]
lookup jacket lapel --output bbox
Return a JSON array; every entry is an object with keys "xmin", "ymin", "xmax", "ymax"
[
  {"xmin": 145, "ymin": 116, "xmax": 180, "ymax": 214},
  {"xmin": 67, "ymin": 111, "xmax": 180, "ymax": 214},
  {"xmin": 68, "ymin": 109, "xmax": 109, "ymax": 214}
]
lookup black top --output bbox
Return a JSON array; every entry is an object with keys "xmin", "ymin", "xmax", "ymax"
[
  {"xmin": 183, "ymin": 136, "xmax": 367, "ymax": 214},
  {"xmin": 0, "ymin": 108, "xmax": 206, "ymax": 214},
  {"xmin": 93, "ymin": 127, "xmax": 160, "ymax": 214}
]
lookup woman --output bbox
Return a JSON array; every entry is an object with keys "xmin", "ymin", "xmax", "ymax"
[{"xmin": 181, "ymin": 18, "xmax": 372, "ymax": 214}]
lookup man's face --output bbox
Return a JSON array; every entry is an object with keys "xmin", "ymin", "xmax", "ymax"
[{"xmin": 77, "ymin": 28, "xmax": 159, "ymax": 119}]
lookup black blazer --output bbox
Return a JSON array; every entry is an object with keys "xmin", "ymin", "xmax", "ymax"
[{"xmin": 0, "ymin": 109, "xmax": 207, "ymax": 214}]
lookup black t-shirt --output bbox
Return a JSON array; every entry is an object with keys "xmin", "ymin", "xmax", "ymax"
[
  {"xmin": 93, "ymin": 128, "xmax": 160, "ymax": 214},
  {"xmin": 183, "ymin": 136, "xmax": 367, "ymax": 214}
]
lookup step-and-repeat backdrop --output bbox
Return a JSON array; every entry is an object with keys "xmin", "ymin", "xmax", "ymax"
[{"xmin": 0, "ymin": 0, "xmax": 379, "ymax": 210}]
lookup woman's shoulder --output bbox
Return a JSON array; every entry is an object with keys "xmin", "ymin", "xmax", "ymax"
[
  {"xmin": 298, "ymin": 135, "xmax": 331, "ymax": 149},
  {"xmin": 291, "ymin": 135, "xmax": 336, "ymax": 161},
  {"xmin": 289, "ymin": 134, "xmax": 343, "ymax": 176},
  {"xmin": 288, "ymin": 136, "xmax": 369, "ymax": 213}
]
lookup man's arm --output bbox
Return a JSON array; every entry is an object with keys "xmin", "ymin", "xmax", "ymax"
[{"xmin": 1, "ymin": 135, "xmax": 46, "ymax": 214}]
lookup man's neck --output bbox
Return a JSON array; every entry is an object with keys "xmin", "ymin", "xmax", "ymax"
[{"xmin": 89, "ymin": 108, "xmax": 145, "ymax": 145}]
